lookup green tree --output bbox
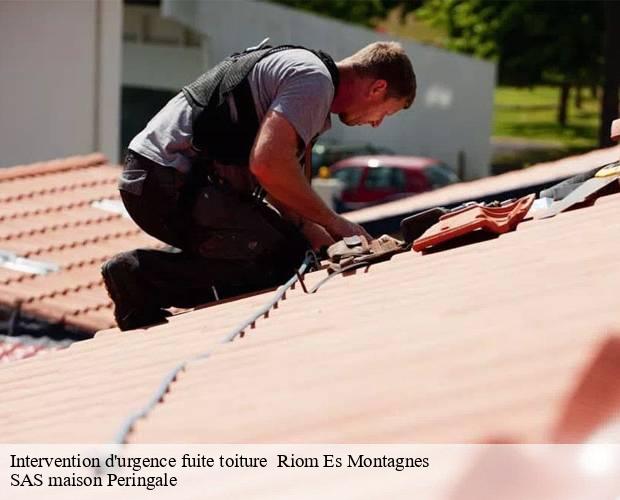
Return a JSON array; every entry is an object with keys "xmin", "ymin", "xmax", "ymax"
[
  {"xmin": 270, "ymin": 0, "xmax": 617, "ymax": 144},
  {"xmin": 600, "ymin": 0, "xmax": 620, "ymax": 146},
  {"xmin": 269, "ymin": 0, "xmax": 388, "ymax": 27},
  {"xmin": 416, "ymin": 0, "xmax": 608, "ymax": 133},
  {"xmin": 269, "ymin": 0, "xmax": 422, "ymax": 28}
]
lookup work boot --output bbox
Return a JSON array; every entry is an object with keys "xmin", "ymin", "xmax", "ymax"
[{"xmin": 101, "ymin": 252, "xmax": 170, "ymax": 331}]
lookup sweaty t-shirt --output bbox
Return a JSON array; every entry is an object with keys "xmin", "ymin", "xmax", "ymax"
[{"xmin": 129, "ymin": 48, "xmax": 335, "ymax": 173}]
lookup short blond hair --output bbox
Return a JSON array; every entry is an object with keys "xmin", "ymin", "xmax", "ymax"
[{"xmin": 347, "ymin": 41, "xmax": 416, "ymax": 108}]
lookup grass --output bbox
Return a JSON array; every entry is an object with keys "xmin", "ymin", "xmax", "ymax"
[
  {"xmin": 494, "ymin": 86, "xmax": 600, "ymax": 149},
  {"xmin": 492, "ymin": 86, "xmax": 601, "ymax": 172}
]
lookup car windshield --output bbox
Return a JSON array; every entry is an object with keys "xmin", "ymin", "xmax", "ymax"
[{"xmin": 332, "ymin": 167, "xmax": 364, "ymax": 190}]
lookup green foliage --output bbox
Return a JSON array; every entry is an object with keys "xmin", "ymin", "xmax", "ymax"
[
  {"xmin": 269, "ymin": 0, "xmax": 387, "ymax": 27},
  {"xmin": 416, "ymin": 0, "xmax": 604, "ymax": 86},
  {"xmin": 269, "ymin": 0, "xmax": 421, "ymax": 28}
]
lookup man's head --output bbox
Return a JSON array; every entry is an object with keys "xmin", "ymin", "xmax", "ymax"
[{"xmin": 332, "ymin": 42, "xmax": 416, "ymax": 128}]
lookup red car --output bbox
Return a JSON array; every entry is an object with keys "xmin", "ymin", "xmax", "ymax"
[{"xmin": 330, "ymin": 155, "xmax": 460, "ymax": 212}]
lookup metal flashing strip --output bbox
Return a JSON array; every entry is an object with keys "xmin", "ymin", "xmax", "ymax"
[
  {"xmin": 91, "ymin": 199, "xmax": 130, "ymax": 218},
  {"xmin": 533, "ymin": 176, "xmax": 620, "ymax": 220},
  {"xmin": 0, "ymin": 250, "xmax": 60, "ymax": 275}
]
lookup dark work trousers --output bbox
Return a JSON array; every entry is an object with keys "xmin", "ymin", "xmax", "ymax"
[{"xmin": 117, "ymin": 151, "xmax": 310, "ymax": 310}]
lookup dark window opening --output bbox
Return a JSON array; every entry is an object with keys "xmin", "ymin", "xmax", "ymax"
[{"xmin": 121, "ymin": 86, "xmax": 176, "ymax": 158}]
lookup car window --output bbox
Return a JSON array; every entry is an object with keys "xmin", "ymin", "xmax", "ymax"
[
  {"xmin": 424, "ymin": 163, "xmax": 459, "ymax": 188},
  {"xmin": 332, "ymin": 167, "xmax": 364, "ymax": 190},
  {"xmin": 363, "ymin": 167, "xmax": 407, "ymax": 190},
  {"xmin": 311, "ymin": 143, "xmax": 394, "ymax": 176}
]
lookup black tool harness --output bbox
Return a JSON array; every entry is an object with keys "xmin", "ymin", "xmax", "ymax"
[{"xmin": 182, "ymin": 44, "xmax": 340, "ymax": 169}]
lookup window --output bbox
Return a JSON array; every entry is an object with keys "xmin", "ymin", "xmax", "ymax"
[
  {"xmin": 332, "ymin": 167, "xmax": 364, "ymax": 190},
  {"xmin": 424, "ymin": 163, "xmax": 459, "ymax": 188},
  {"xmin": 364, "ymin": 167, "xmax": 407, "ymax": 191}
]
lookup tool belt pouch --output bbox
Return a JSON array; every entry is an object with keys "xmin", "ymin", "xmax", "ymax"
[{"xmin": 326, "ymin": 234, "xmax": 407, "ymax": 272}]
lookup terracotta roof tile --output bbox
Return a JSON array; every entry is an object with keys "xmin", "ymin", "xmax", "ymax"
[
  {"xmin": 0, "ymin": 153, "xmax": 105, "ymax": 181},
  {"xmin": 0, "ymin": 146, "xmax": 618, "ymax": 444},
  {"xmin": 0, "ymin": 335, "xmax": 70, "ymax": 364},
  {"xmin": 0, "ymin": 155, "xmax": 162, "ymax": 334},
  {"xmin": 0, "ymin": 167, "xmax": 618, "ymax": 443},
  {"xmin": 412, "ymin": 194, "xmax": 535, "ymax": 252}
]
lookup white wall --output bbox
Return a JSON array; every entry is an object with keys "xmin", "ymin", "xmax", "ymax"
[
  {"xmin": 0, "ymin": 0, "xmax": 121, "ymax": 167},
  {"xmin": 123, "ymin": 43, "xmax": 204, "ymax": 91},
  {"xmin": 162, "ymin": 0, "xmax": 496, "ymax": 179},
  {"xmin": 122, "ymin": 4, "xmax": 204, "ymax": 91}
]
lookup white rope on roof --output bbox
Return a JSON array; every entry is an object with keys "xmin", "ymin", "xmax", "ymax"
[{"xmin": 112, "ymin": 251, "xmax": 320, "ymax": 445}]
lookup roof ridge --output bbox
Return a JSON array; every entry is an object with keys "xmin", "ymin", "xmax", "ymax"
[{"xmin": 0, "ymin": 153, "xmax": 108, "ymax": 182}]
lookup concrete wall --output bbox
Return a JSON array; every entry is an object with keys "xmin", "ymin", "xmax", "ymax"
[
  {"xmin": 122, "ymin": 4, "xmax": 204, "ymax": 91},
  {"xmin": 162, "ymin": 0, "xmax": 496, "ymax": 179},
  {"xmin": 0, "ymin": 0, "xmax": 121, "ymax": 167},
  {"xmin": 123, "ymin": 43, "xmax": 204, "ymax": 91}
]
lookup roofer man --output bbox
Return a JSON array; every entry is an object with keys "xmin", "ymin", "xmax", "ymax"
[{"xmin": 102, "ymin": 40, "xmax": 416, "ymax": 331}]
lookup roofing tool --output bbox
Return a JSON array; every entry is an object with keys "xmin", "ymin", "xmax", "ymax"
[
  {"xmin": 539, "ymin": 166, "xmax": 601, "ymax": 201},
  {"xmin": 533, "ymin": 163, "xmax": 620, "ymax": 220},
  {"xmin": 399, "ymin": 201, "xmax": 517, "ymax": 245},
  {"xmin": 400, "ymin": 207, "xmax": 448, "ymax": 244},
  {"xmin": 526, "ymin": 196, "xmax": 553, "ymax": 218},
  {"xmin": 594, "ymin": 162, "xmax": 620, "ymax": 178},
  {"xmin": 412, "ymin": 194, "xmax": 535, "ymax": 252},
  {"xmin": 326, "ymin": 234, "xmax": 407, "ymax": 272}
]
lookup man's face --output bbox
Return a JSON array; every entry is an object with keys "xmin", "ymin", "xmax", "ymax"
[{"xmin": 338, "ymin": 80, "xmax": 407, "ymax": 128}]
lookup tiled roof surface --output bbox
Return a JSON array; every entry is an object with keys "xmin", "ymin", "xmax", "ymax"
[
  {"xmin": 348, "ymin": 144, "xmax": 620, "ymax": 225},
  {"xmin": 0, "ymin": 335, "xmax": 71, "ymax": 364},
  {"xmin": 0, "ymin": 154, "xmax": 163, "ymax": 334},
  {"xmin": 1, "ymin": 173, "xmax": 618, "ymax": 443}
]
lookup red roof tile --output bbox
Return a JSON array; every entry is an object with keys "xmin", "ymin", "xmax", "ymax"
[
  {"xmin": 0, "ymin": 154, "xmax": 163, "ymax": 334},
  {"xmin": 412, "ymin": 194, "xmax": 534, "ymax": 252},
  {"xmin": 0, "ymin": 145, "xmax": 618, "ymax": 446},
  {"xmin": 0, "ymin": 335, "xmax": 70, "ymax": 364},
  {"xmin": 0, "ymin": 179, "xmax": 618, "ymax": 443}
]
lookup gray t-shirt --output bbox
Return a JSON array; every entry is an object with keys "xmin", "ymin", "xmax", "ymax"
[{"xmin": 129, "ymin": 48, "xmax": 334, "ymax": 173}]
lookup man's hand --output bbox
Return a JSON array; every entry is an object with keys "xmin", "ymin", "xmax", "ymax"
[
  {"xmin": 324, "ymin": 215, "xmax": 372, "ymax": 241},
  {"xmin": 301, "ymin": 221, "xmax": 335, "ymax": 252}
]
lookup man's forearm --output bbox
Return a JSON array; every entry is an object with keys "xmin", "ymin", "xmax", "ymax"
[
  {"xmin": 252, "ymin": 157, "xmax": 338, "ymax": 230},
  {"xmin": 250, "ymin": 110, "xmax": 371, "ymax": 241},
  {"xmin": 265, "ymin": 195, "xmax": 303, "ymax": 227}
]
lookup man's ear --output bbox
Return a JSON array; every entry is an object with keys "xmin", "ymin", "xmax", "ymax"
[{"xmin": 369, "ymin": 79, "xmax": 388, "ymax": 98}]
